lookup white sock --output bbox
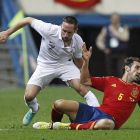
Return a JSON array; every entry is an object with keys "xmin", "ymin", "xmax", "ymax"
[
  {"xmin": 24, "ymin": 96, "xmax": 38, "ymax": 113},
  {"xmin": 84, "ymin": 91, "xmax": 100, "ymax": 107}
]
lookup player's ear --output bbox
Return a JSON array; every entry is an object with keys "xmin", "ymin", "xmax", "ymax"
[{"xmin": 125, "ymin": 65, "xmax": 130, "ymax": 72}]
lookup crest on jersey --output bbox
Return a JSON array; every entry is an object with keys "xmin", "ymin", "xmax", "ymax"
[{"xmin": 131, "ymin": 87, "xmax": 139, "ymax": 98}]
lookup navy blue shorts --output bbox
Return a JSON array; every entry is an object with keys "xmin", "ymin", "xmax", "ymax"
[{"xmin": 70, "ymin": 102, "xmax": 115, "ymax": 124}]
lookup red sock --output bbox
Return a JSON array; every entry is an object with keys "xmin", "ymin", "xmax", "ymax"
[
  {"xmin": 70, "ymin": 121, "xmax": 97, "ymax": 130},
  {"xmin": 51, "ymin": 103, "xmax": 63, "ymax": 122}
]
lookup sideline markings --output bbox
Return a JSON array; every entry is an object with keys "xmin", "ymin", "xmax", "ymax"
[{"xmin": 0, "ymin": 129, "xmax": 9, "ymax": 131}]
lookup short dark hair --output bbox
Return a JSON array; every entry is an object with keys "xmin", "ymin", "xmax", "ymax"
[
  {"xmin": 63, "ymin": 16, "xmax": 78, "ymax": 30},
  {"xmin": 122, "ymin": 57, "xmax": 140, "ymax": 74}
]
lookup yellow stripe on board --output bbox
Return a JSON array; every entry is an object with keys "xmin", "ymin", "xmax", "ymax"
[
  {"xmin": 8, "ymin": 10, "xmax": 24, "ymax": 39},
  {"xmin": 21, "ymin": 30, "xmax": 29, "ymax": 85}
]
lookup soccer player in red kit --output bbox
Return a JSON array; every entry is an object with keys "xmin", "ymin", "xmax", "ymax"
[{"xmin": 33, "ymin": 43, "xmax": 140, "ymax": 130}]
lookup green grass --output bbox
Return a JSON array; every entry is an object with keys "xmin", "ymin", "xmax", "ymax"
[{"xmin": 0, "ymin": 86, "xmax": 140, "ymax": 140}]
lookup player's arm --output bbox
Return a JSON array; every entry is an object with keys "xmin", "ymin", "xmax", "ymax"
[
  {"xmin": 80, "ymin": 42, "xmax": 92, "ymax": 86},
  {"xmin": 73, "ymin": 57, "xmax": 83, "ymax": 70},
  {"xmin": 0, "ymin": 17, "xmax": 34, "ymax": 43}
]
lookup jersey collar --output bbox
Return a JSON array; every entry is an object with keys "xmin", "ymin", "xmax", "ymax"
[
  {"xmin": 119, "ymin": 78, "xmax": 139, "ymax": 86},
  {"xmin": 58, "ymin": 26, "xmax": 62, "ymax": 40}
]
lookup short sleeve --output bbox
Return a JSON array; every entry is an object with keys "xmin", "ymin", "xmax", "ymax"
[
  {"xmin": 90, "ymin": 77, "xmax": 106, "ymax": 92},
  {"xmin": 73, "ymin": 34, "xmax": 83, "ymax": 58},
  {"xmin": 31, "ymin": 19, "xmax": 52, "ymax": 37}
]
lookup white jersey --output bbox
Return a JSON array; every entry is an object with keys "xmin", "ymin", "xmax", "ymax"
[{"xmin": 31, "ymin": 19, "xmax": 83, "ymax": 67}]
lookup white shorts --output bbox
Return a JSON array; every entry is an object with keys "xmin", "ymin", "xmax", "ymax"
[{"xmin": 27, "ymin": 61, "xmax": 80, "ymax": 89}]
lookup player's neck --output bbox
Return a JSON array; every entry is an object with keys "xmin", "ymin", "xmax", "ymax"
[
  {"xmin": 122, "ymin": 74, "xmax": 133, "ymax": 84},
  {"xmin": 64, "ymin": 40, "xmax": 71, "ymax": 47}
]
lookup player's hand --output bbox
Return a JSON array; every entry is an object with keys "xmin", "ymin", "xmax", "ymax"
[
  {"xmin": 0, "ymin": 31, "xmax": 9, "ymax": 43},
  {"xmin": 82, "ymin": 42, "xmax": 92, "ymax": 61}
]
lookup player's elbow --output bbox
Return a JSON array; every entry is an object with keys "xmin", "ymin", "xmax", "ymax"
[
  {"xmin": 80, "ymin": 78, "xmax": 91, "ymax": 86},
  {"xmin": 24, "ymin": 17, "xmax": 35, "ymax": 25},
  {"xmin": 80, "ymin": 78, "xmax": 86, "ymax": 84},
  {"xmin": 80, "ymin": 80, "xmax": 84, "ymax": 85}
]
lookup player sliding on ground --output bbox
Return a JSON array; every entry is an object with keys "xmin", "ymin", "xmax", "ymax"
[
  {"xmin": 0, "ymin": 16, "xmax": 100, "ymax": 126},
  {"xmin": 33, "ymin": 43, "xmax": 140, "ymax": 130}
]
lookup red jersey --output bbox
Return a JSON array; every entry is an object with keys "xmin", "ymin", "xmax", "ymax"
[{"xmin": 91, "ymin": 76, "xmax": 140, "ymax": 129}]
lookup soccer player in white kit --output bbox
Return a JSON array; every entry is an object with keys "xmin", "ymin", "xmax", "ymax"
[{"xmin": 0, "ymin": 16, "xmax": 100, "ymax": 126}]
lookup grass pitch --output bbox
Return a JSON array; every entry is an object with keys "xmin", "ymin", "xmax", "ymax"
[{"xmin": 0, "ymin": 86, "xmax": 140, "ymax": 140}]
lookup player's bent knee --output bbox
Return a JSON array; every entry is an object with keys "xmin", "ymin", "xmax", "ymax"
[
  {"xmin": 94, "ymin": 119, "xmax": 115, "ymax": 130},
  {"xmin": 25, "ymin": 85, "xmax": 41, "ymax": 101},
  {"xmin": 25, "ymin": 89, "xmax": 36, "ymax": 101},
  {"xmin": 24, "ymin": 94, "xmax": 34, "ymax": 101},
  {"xmin": 54, "ymin": 99, "xmax": 65, "ymax": 110}
]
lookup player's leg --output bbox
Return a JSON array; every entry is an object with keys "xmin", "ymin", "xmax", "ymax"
[
  {"xmin": 23, "ymin": 84, "xmax": 41, "ymax": 126},
  {"xmin": 68, "ymin": 79, "xmax": 100, "ymax": 107},
  {"xmin": 33, "ymin": 100, "xmax": 115, "ymax": 130},
  {"xmin": 59, "ymin": 62, "xmax": 100, "ymax": 107},
  {"xmin": 23, "ymin": 65, "xmax": 56, "ymax": 126},
  {"xmin": 37, "ymin": 118, "xmax": 115, "ymax": 130},
  {"xmin": 52, "ymin": 102, "xmax": 115, "ymax": 130},
  {"xmin": 52, "ymin": 102, "xmax": 96, "ymax": 130},
  {"xmin": 52, "ymin": 99, "xmax": 79, "ymax": 121},
  {"xmin": 94, "ymin": 119, "xmax": 115, "ymax": 130},
  {"xmin": 33, "ymin": 99, "xmax": 79, "ymax": 129},
  {"xmin": 24, "ymin": 84, "xmax": 41, "ymax": 112},
  {"xmin": 57, "ymin": 119, "xmax": 115, "ymax": 130}
]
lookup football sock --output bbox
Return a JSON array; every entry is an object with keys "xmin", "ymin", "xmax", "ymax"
[
  {"xmin": 84, "ymin": 91, "xmax": 100, "ymax": 107},
  {"xmin": 51, "ymin": 103, "xmax": 63, "ymax": 122},
  {"xmin": 24, "ymin": 96, "xmax": 38, "ymax": 113},
  {"xmin": 70, "ymin": 121, "xmax": 97, "ymax": 130}
]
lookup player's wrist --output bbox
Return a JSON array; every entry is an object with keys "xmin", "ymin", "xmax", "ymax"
[{"xmin": 83, "ymin": 59, "xmax": 89, "ymax": 66}]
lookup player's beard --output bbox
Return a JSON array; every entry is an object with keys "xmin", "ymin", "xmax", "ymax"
[
  {"xmin": 134, "ymin": 74, "xmax": 140, "ymax": 81},
  {"xmin": 62, "ymin": 37, "xmax": 71, "ymax": 42}
]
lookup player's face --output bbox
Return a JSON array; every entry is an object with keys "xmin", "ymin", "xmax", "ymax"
[
  {"xmin": 61, "ymin": 22, "xmax": 76, "ymax": 42},
  {"xmin": 129, "ymin": 61, "xmax": 140, "ymax": 81}
]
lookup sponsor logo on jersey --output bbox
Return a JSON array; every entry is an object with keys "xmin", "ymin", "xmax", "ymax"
[
  {"xmin": 131, "ymin": 87, "xmax": 139, "ymax": 98},
  {"xmin": 111, "ymin": 84, "xmax": 116, "ymax": 87}
]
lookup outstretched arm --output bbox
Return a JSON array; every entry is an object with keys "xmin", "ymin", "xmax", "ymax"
[
  {"xmin": 0, "ymin": 17, "xmax": 34, "ymax": 43},
  {"xmin": 80, "ymin": 42, "xmax": 92, "ymax": 86}
]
